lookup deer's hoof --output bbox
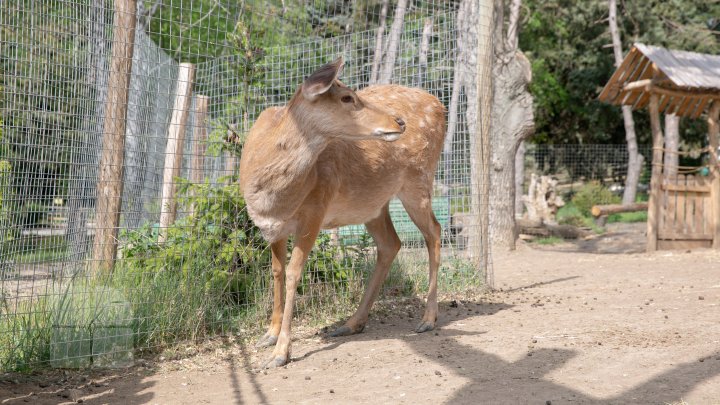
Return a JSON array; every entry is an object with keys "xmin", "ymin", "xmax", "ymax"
[
  {"xmin": 263, "ymin": 355, "xmax": 288, "ymax": 369},
  {"xmin": 415, "ymin": 320, "xmax": 435, "ymax": 333},
  {"xmin": 255, "ymin": 333, "xmax": 278, "ymax": 348},
  {"xmin": 329, "ymin": 324, "xmax": 364, "ymax": 337}
]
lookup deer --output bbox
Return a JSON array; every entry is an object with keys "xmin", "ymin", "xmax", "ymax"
[{"xmin": 239, "ymin": 57, "xmax": 446, "ymax": 369}]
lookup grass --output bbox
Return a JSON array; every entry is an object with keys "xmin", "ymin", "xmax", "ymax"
[
  {"xmin": 533, "ymin": 236, "xmax": 564, "ymax": 245},
  {"xmin": 1, "ymin": 244, "xmax": 478, "ymax": 372},
  {"xmin": 608, "ymin": 210, "xmax": 648, "ymax": 223}
]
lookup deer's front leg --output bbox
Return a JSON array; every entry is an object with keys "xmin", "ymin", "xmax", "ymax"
[
  {"xmin": 257, "ymin": 239, "xmax": 287, "ymax": 348},
  {"xmin": 264, "ymin": 220, "xmax": 321, "ymax": 369}
]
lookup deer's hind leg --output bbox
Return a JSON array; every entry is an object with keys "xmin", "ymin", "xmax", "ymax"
[
  {"xmin": 256, "ymin": 238, "xmax": 287, "ymax": 348},
  {"xmin": 398, "ymin": 187, "xmax": 441, "ymax": 333},
  {"xmin": 330, "ymin": 203, "xmax": 400, "ymax": 337}
]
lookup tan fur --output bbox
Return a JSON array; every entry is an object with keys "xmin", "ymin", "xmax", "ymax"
[{"xmin": 239, "ymin": 60, "xmax": 446, "ymax": 368}]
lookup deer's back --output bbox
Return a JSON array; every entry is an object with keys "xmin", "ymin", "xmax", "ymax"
[{"xmin": 318, "ymin": 85, "xmax": 446, "ymax": 228}]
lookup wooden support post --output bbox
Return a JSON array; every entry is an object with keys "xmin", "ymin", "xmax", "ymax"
[
  {"xmin": 189, "ymin": 95, "xmax": 209, "ymax": 216},
  {"xmin": 475, "ymin": 0, "xmax": 494, "ymax": 288},
  {"xmin": 708, "ymin": 101, "xmax": 720, "ymax": 249},
  {"xmin": 646, "ymin": 92, "xmax": 664, "ymax": 252},
  {"xmin": 224, "ymin": 151, "xmax": 238, "ymax": 181},
  {"xmin": 190, "ymin": 95, "xmax": 209, "ymax": 184},
  {"xmin": 158, "ymin": 63, "xmax": 195, "ymax": 243},
  {"xmin": 92, "ymin": 0, "xmax": 136, "ymax": 274}
]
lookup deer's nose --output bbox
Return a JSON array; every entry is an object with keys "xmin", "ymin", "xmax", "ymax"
[{"xmin": 395, "ymin": 117, "xmax": 406, "ymax": 131}]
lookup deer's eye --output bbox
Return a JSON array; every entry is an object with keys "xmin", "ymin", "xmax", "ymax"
[{"xmin": 341, "ymin": 95, "xmax": 354, "ymax": 103}]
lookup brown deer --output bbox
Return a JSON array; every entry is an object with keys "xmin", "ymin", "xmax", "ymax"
[{"xmin": 239, "ymin": 57, "xmax": 446, "ymax": 368}]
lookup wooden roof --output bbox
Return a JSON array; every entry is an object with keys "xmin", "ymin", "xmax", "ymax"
[{"xmin": 599, "ymin": 43, "xmax": 720, "ymax": 118}]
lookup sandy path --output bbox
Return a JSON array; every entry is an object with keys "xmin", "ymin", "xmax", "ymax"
[{"xmin": 2, "ymin": 245, "xmax": 720, "ymax": 404}]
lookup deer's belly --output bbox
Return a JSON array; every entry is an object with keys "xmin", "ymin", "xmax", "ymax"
[{"xmin": 322, "ymin": 200, "xmax": 388, "ymax": 229}]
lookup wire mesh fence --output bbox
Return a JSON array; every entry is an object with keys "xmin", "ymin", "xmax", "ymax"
[
  {"xmin": 521, "ymin": 144, "xmax": 653, "ymax": 195},
  {"xmin": 0, "ymin": 0, "xmax": 494, "ymax": 370}
]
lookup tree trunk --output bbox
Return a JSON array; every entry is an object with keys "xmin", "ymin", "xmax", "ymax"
[
  {"xmin": 416, "ymin": 18, "xmax": 433, "ymax": 86},
  {"xmin": 378, "ymin": 0, "xmax": 408, "ymax": 84},
  {"xmin": 664, "ymin": 113, "xmax": 680, "ymax": 179},
  {"xmin": 488, "ymin": 0, "xmax": 535, "ymax": 251},
  {"xmin": 515, "ymin": 141, "xmax": 526, "ymax": 217},
  {"xmin": 609, "ymin": 0, "xmax": 643, "ymax": 205},
  {"xmin": 368, "ymin": 0, "xmax": 389, "ymax": 84}
]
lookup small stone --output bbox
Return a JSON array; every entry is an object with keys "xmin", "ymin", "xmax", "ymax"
[
  {"xmin": 435, "ymin": 370, "xmax": 442, "ymax": 376},
  {"xmin": 305, "ymin": 376, "xmax": 311, "ymax": 380},
  {"xmin": 330, "ymin": 389, "xmax": 335, "ymax": 394},
  {"xmin": 546, "ymin": 401, "xmax": 552, "ymax": 405},
  {"xmin": 282, "ymin": 376, "xmax": 288, "ymax": 379},
  {"xmin": 699, "ymin": 296, "xmax": 705, "ymax": 300}
]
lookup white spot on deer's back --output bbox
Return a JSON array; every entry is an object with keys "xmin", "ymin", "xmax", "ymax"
[{"xmin": 419, "ymin": 120, "xmax": 427, "ymax": 128}]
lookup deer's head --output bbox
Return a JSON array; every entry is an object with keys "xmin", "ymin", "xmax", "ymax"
[{"xmin": 289, "ymin": 57, "xmax": 406, "ymax": 142}]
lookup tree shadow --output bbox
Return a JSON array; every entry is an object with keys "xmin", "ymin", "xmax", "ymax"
[
  {"xmin": 0, "ymin": 367, "xmax": 156, "ymax": 404},
  {"xmin": 304, "ymin": 294, "xmax": 720, "ymax": 403}
]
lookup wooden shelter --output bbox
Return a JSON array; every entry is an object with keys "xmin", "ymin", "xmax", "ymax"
[{"xmin": 599, "ymin": 43, "xmax": 720, "ymax": 251}]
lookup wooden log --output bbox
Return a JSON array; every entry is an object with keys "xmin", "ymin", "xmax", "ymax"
[
  {"xmin": 591, "ymin": 202, "xmax": 648, "ymax": 218},
  {"xmin": 516, "ymin": 219, "xmax": 592, "ymax": 239},
  {"xmin": 159, "ymin": 63, "xmax": 195, "ymax": 244},
  {"xmin": 92, "ymin": 0, "xmax": 136, "ymax": 275}
]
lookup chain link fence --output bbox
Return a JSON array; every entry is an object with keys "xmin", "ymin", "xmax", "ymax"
[{"xmin": 1, "ymin": 0, "xmax": 493, "ymax": 370}]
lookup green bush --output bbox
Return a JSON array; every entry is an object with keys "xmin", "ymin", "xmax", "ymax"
[
  {"xmin": 114, "ymin": 177, "xmax": 271, "ymax": 346},
  {"xmin": 571, "ymin": 182, "xmax": 620, "ymax": 217}
]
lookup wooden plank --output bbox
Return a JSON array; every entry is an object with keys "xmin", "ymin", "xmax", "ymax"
[
  {"xmin": 686, "ymin": 175, "xmax": 697, "ymax": 235},
  {"xmin": 692, "ymin": 177, "xmax": 705, "ymax": 236},
  {"xmin": 672, "ymin": 96, "xmax": 694, "ymax": 116},
  {"xmin": 658, "ymin": 231, "xmax": 713, "ymax": 240},
  {"xmin": 647, "ymin": 92, "xmax": 664, "ymax": 252},
  {"xmin": 657, "ymin": 240, "xmax": 712, "ymax": 250},
  {"xmin": 658, "ymin": 94, "xmax": 673, "ymax": 112},
  {"xmin": 661, "ymin": 182, "xmax": 711, "ymax": 193},
  {"xmin": 709, "ymin": 101, "xmax": 720, "ymax": 248},
  {"xmin": 599, "ymin": 48, "xmax": 643, "ymax": 103},
  {"xmin": 675, "ymin": 174, "xmax": 687, "ymax": 235},
  {"xmin": 159, "ymin": 62, "xmax": 196, "ymax": 244},
  {"xmin": 92, "ymin": 0, "xmax": 137, "ymax": 274},
  {"xmin": 665, "ymin": 176, "xmax": 677, "ymax": 236},
  {"xmin": 691, "ymin": 97, "xmax": 711, "ymax": 120}
]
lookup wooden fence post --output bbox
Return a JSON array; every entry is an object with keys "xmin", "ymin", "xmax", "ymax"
[
  {"xmin": 646, "ymin": 91, "xmax": 664, "ymax": 252},
  {"xmin": 708, "ymin": 101, "xmax": 720, "ymax": 249},
  {"xmin": 189, "ymin": 95, "xmax": 209, "ymax": 216},
  {"xmin": 92, "ymin": 0, "xmax": 136, "ymax": 274},
  {"xmin": 190, "ymin": 95, "xmax": 209, "ymax": 185},
  {"xmin": 158, "ymin": 63, "xmax": 195, "ymax": 243}
]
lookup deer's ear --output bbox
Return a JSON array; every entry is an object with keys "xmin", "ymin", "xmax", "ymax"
[{"xmin": 301, "ymin": 57, "xmax": 344, "ymax": 101}]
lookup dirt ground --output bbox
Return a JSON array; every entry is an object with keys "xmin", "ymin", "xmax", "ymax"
[{"xmin": 2, "ymin": 227, "xmax": 720, "ymax": 404}]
